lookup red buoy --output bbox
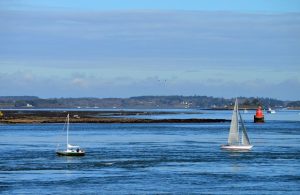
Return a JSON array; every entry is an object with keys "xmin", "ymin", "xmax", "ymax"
[{"xmin": 254, "ymin": 106, "xmax": 264, "ymax": 123}]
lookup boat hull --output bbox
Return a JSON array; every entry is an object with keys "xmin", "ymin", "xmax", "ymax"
[
  {"xmin": 56, "ymin": 151, "xmax": 85, "ymax": 156},
  {"xmin": 221, "ymin": 145, "xmax": 253, "ymax": 150}
]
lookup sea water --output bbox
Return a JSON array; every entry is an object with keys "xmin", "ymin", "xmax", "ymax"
[{"xmin": 1, "ymin": 111, "xmax": 300, "ymax": 194}]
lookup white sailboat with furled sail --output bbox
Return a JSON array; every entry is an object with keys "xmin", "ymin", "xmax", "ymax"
[
  {"xmin": 221, "ymin": 99, "xmax": 253, "ymax": 150},
  {"xmin": 56, "ymin": 114, "xmax": 85, "ymax": 156}
]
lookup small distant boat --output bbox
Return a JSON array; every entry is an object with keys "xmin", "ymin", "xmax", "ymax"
[
  {"xmin": 56, "ymin": 114, "xmax": 85, "ymax": 156},
  {"xmin": 267, "ymin": 108, "xmax": 276, "ymax": 114},
  {"xmin": 221, "ymin": 99, "xmax": 253, "ymax": 150},
  {"xmin": 243, "ymin": 109, "xmax": 248, "ymax": 114}
]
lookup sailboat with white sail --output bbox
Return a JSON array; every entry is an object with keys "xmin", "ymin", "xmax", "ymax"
[
  {"xmin": 221, "ymin": 99, "xmax": 253, "ymax": 150},
  {"xmin": 56, "ymin": 114, "xmax": 85, "ymax": 156}
]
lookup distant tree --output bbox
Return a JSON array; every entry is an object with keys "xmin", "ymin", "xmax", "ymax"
[
  {"xmin": 287, "ymin": 101, "xmax": 300, "ymax": 107},
  {"xmin": 251, "ymin": 99, "xmax": 260, "ymax": 106},
  {"xmin": 14, "ymin": 100, "xmax": 27, "ymax": 107},
  {"xmin": 243, "ymin": 99, "xmax": 251, "ymax": 106}
]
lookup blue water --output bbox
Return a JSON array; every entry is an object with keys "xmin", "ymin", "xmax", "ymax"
[
  {"xmin": 129, "ymin": 109, "xmax": 300, "ymax": 121},
  {"xmin": 1, "ymin": 111, "xmax": 300, "ymax": 194}
]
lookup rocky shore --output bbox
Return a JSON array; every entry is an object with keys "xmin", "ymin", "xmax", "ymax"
[{"xmin": 0, "ymin": 110, "xmax": 229, "ymax": 124}]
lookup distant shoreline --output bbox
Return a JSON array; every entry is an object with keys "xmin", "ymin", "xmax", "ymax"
[
  {"xmin": 1, "ymin": 95, "xmax": 299, "ymax": 110},
  {"xmin": 0, "ymin": 110, "xmax": 229, "ymax": 124}
]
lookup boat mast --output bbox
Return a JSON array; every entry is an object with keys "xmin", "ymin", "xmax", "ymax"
[{"xmin": 67, "ymin": 114, "xmax": 69, "ymax": 148}]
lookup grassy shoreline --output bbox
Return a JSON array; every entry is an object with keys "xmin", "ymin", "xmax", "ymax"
[{"xmin": 0, "ymin": 110, "xmax": 229, "ymax": 124}]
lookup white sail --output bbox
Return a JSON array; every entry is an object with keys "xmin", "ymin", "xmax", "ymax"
[
  {"xmin": 239, "ymin": 112, "xmax": 251, "ymax": 145},
  {"xmin": 228, "ymin": 99, "xmax": 239, "ymax": 145},
  {"xmin": 242, "ymin": 129, "xmax": 251, "ymax": 145}
]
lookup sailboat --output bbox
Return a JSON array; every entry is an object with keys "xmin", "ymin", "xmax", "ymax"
[
  {"xmin": 221, "ymin": 99, "xmax": 253, "ymax": 150},
  {"xmin": 56, "ymin": 114, "xmax": 85, "ymax": 156}
]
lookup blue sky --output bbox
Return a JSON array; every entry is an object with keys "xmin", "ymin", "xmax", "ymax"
[
  {"xmin": 3, "ymin": 0, "xmax": 300, "ymax": 12},
  {"xmin": 0, "ymin": 0, "xmax": 300, "ymax": 100}
]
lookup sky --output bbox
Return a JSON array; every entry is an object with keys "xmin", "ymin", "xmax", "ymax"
[{"xmin": 0, "ymin": 0, "xmax": 300, "ymax": 100}]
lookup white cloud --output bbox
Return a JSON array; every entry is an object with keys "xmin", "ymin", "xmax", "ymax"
[
  {"xmin": 0, "ymin": 71, "xmax": 299, "ymax": 100},
  {"xmin": 71, "ymin": 78, "xmax": 88, "ymax": 87}
]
